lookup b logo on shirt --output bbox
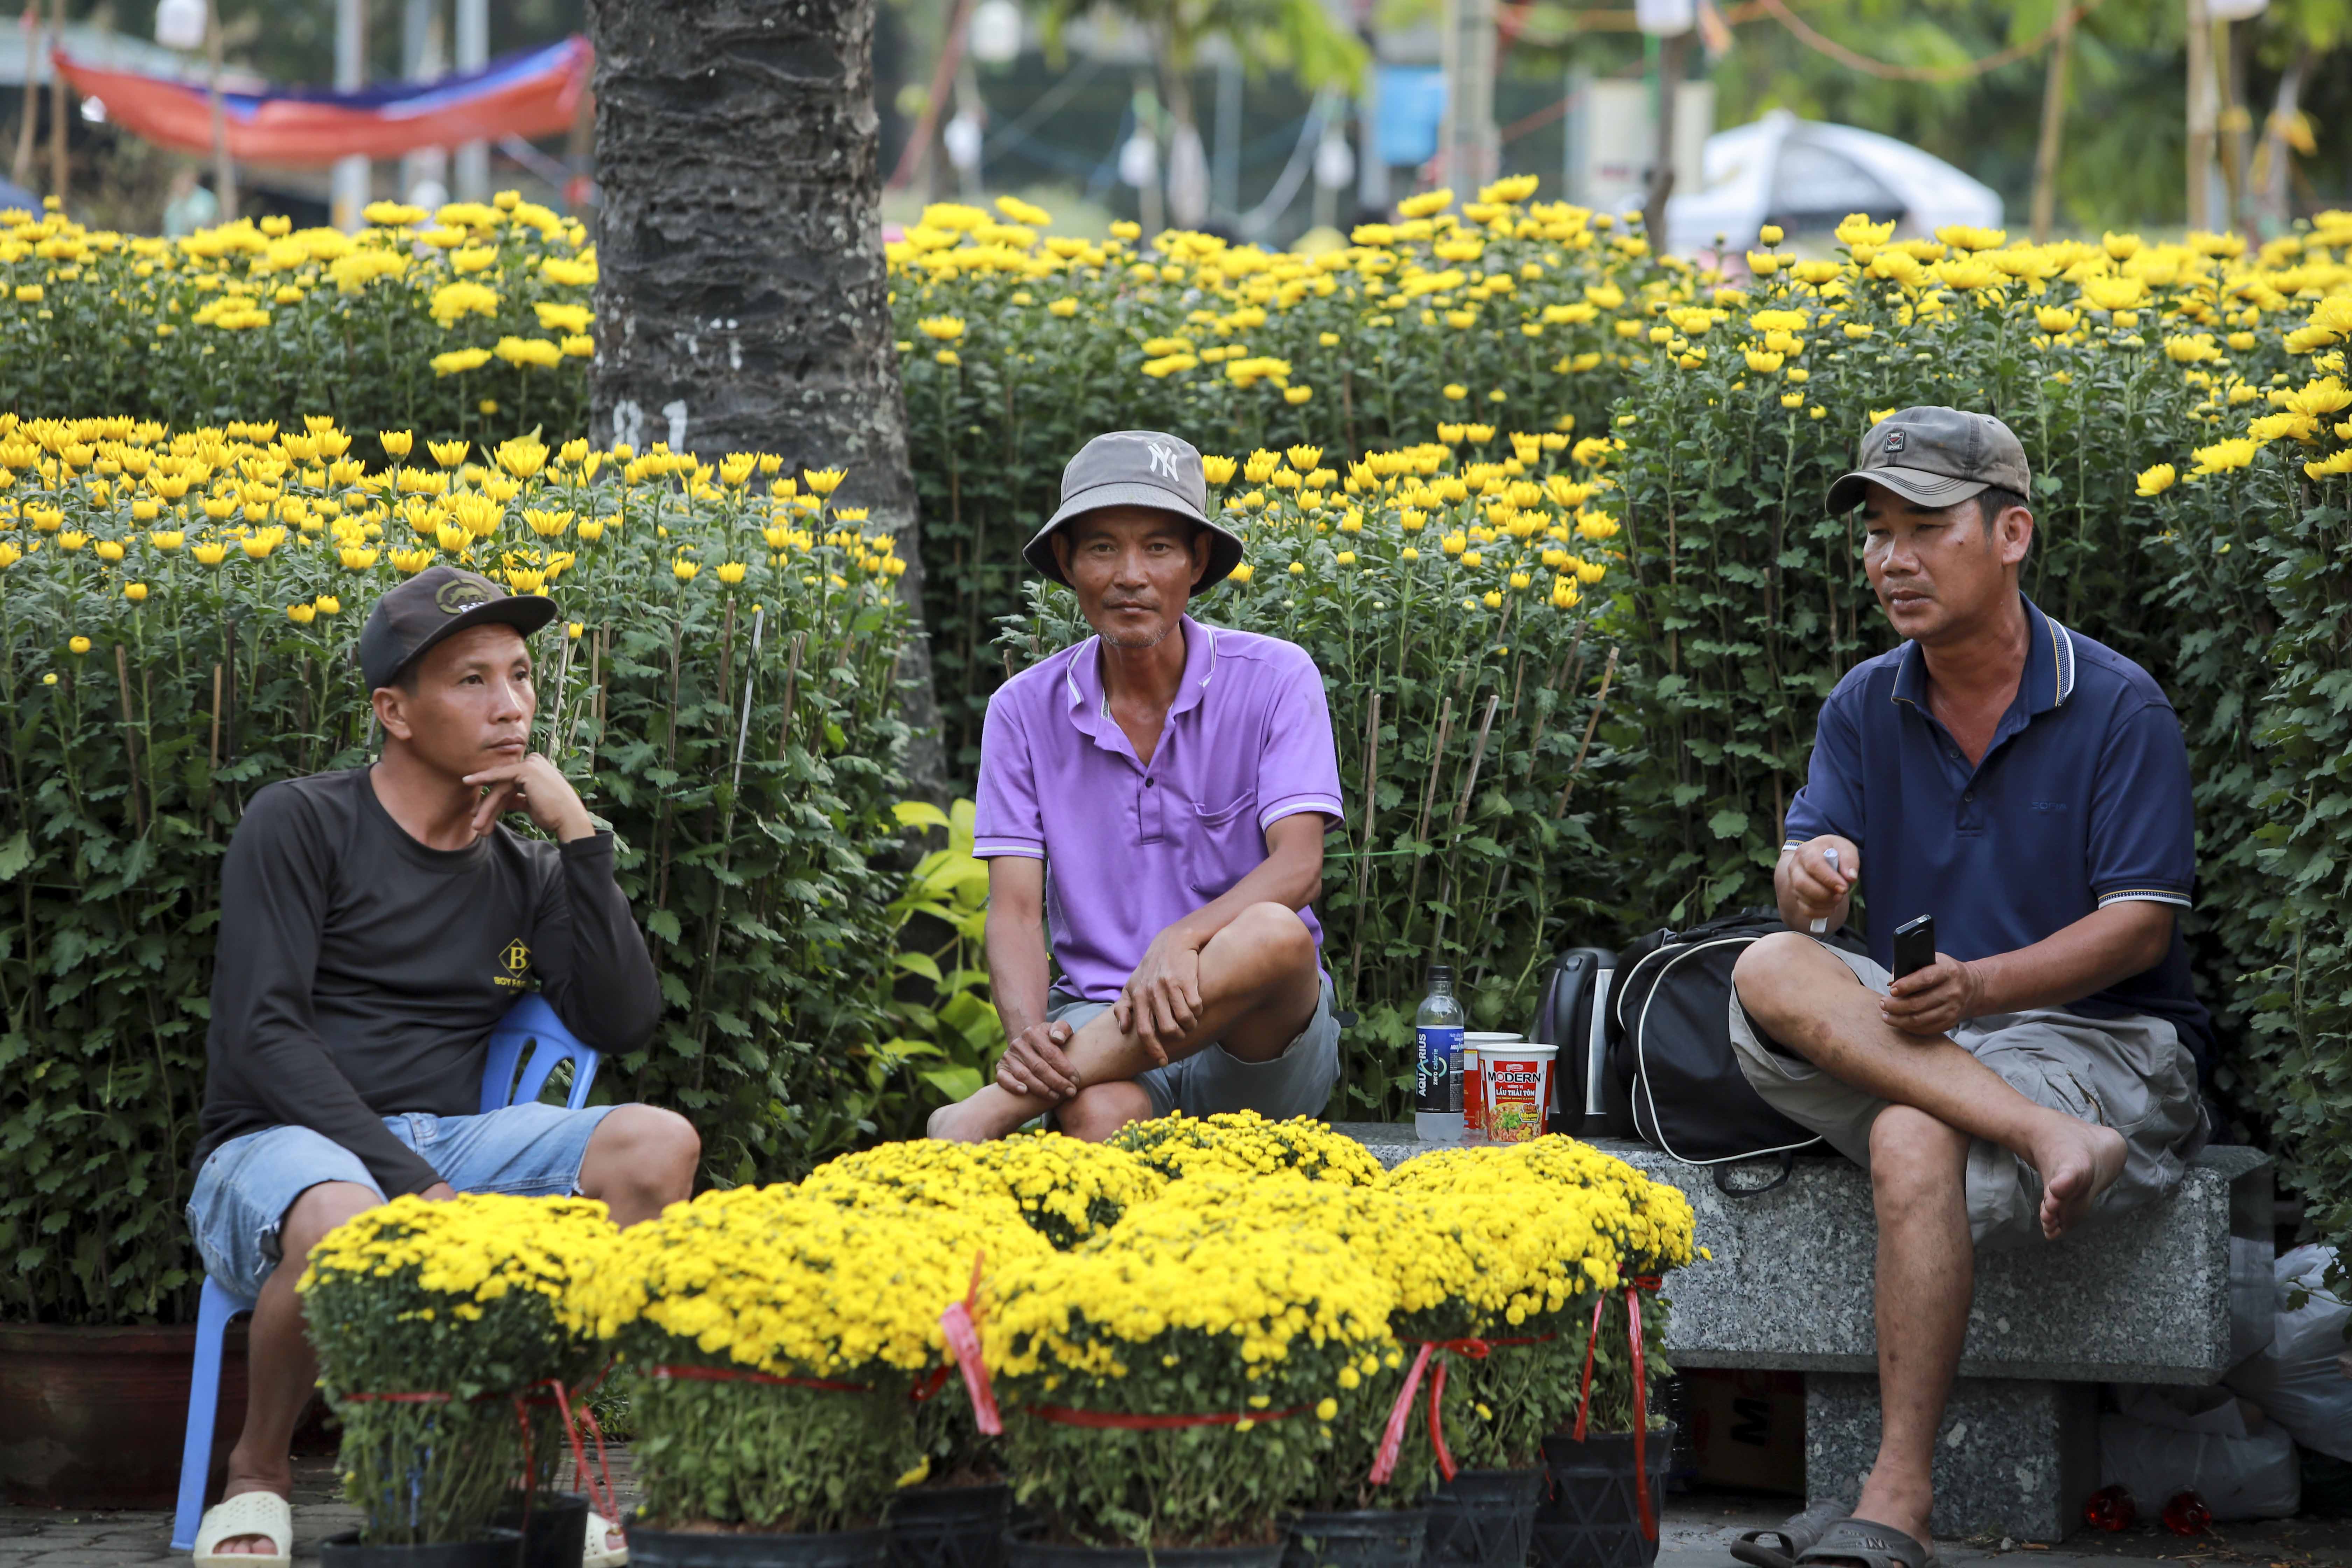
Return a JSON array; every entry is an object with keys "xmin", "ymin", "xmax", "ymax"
[{"xmin": 496, "ymin": 938, "xmax": 531, "ymax": 988}]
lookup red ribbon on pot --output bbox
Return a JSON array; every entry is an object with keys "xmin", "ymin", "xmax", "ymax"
[
  {"xmin": 1027, "ymin": 1404, "xmax": 1310, "ymax": 1429},
  {"xmin": 939, "ymin": 1247, "xmax": 1002, "ymax": 1436},
  {"xmin": 1366, "ymin": 1335, "xmax": 1557, "ymax": 1488},
  {"xmin": 514, "ymin": 1377, "xmax": 622, "ymax": 1528},
  {"xmin": 1568, "ymin": 1277, "xmax": 1663, "ymax": 1543},
  {"xmin": 643, "ymin": 1364, "xmax": 873, "ymax": 1393}
]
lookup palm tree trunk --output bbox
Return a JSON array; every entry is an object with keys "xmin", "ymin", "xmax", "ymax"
[{"xmin": 587, "ymin": 0, "xmax": 946, "ymax": 793}]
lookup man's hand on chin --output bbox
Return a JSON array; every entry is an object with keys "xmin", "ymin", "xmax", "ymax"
[
  {"xmin": 462, "ymin": 752, "xmax": 597, "ymax": 841},
  {"xmin": 1114, "ymin": 929, "xmax": 1205, "ymax": 1065}
]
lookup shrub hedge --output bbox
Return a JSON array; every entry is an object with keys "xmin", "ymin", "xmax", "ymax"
[
  {"xmin": 0, "ymin": 415, "xmax": 915, "ymax": 1322},
  {"xmin": 13, "ymin": 187, "xmax": 2352, "ymax": 1310}
]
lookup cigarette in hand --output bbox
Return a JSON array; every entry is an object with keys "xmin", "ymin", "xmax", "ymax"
[{"xmin": 1810, "ymin": 847, "xmax": 1840, "ymax": 935}]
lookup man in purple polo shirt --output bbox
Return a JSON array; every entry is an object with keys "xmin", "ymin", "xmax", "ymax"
[{"xmin": 927, "ymin": 430, "xmax": 1346, "ymax": 1143}]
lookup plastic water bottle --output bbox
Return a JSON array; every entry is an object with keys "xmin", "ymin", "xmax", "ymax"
[{"xmin": 1414, "ymin": 964, "xmax": 1466, "ymax": 1143}]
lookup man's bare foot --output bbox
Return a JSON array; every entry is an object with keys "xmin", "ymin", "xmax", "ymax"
[
  {"xmin": 2031, "ymin": 1117, "xmax": 2127, "ymax": 1239},
  {"xmin": 212, "ymin": 1470, "xmax": 292, "ymax": 1555},
  {"xmin": 927, "ymin": 1098, "xmax": 996, "ymax": 1142}
]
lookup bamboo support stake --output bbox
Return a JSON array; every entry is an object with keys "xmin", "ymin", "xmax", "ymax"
[
  {"xmin": 1432, "ymin": 694, "xmax": 1501, "ymax": 960},
  {"xmin": 1345, "ymin": 693, "xmax": 1383, "ymax": 1004},
  {"xmin": 775, "ymin": 631, "xmax": 807, "ymax": 757},
  {"xmin": 1553, "ymin": 646, "xmax": 1619, "ymax": 818},
  {"xmin": 1521, "ymin": 629, "xmax": 1587, "ymax": 775},
  {"xmin": 1451, "ymin": 693, "xmax": 1501, "ymax": 829},
  {"xmin": 114, "ymin": 644, "xmax": 145, "ymax": 836},
  {"xmin": 1402, "ymin": 697, "xmax": 1454, "ymax": 953},
  {"xmin": 730, "ymin": 608, "xmax": 766, "ymax": 796},
  {"xmin": 544, "ymin": 624, "xmax": 575, "ymax": 760}
]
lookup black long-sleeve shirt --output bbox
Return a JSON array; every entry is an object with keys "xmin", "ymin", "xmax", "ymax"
[{"xmin": 196, "ymin": 766, "xmax": 663, "ymax": 1196}]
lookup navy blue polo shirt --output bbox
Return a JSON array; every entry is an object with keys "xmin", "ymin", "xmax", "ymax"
[{"xmin": 1783, "ymin": 596, "xmax": 2213, "ymax": 1069}]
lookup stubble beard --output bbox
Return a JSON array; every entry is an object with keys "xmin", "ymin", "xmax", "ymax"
[{"xmin": 1098, "ymin": 616, "xmax": 1176, "ymax": 652}]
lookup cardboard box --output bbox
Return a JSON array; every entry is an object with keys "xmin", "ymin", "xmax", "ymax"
[{"xmin": 1686, "ymin": 1367, "xmax": 1805, "ymax": 1494}]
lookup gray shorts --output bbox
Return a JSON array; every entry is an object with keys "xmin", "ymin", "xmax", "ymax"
[
  {"xmin": 1046, "ymin": 971, "xmax": 1342, "ymax": 1119},
  {"xmin": 1728, "ymin": 944, "xmax": 2207, "ymax": 1248}
]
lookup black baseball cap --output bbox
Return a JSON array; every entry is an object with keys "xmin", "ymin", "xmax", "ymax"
[{"xmin": 359, "ymin": 565, "xmax": 558, "ymax": 691}]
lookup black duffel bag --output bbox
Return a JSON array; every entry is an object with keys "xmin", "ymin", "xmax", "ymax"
[{"xmin": 1609, "ymin": 908, "xmax": 1867, "ymax": 1193}]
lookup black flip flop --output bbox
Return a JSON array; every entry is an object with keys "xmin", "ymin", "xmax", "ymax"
[
  {"xmin": 1730, "ymin": 1500, "xmax": 1851, "ymax": 1568},
  {"xmin": 1793, "ymin": 1517, "xmax": 1942, "ymax": 1568}
]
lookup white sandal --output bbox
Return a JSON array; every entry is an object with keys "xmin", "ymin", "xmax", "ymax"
[
  {"xmin": 584, "ymin": 1508, "xmax": 628, "ymax": 1568},
  {"xmin": 191, "ymin": 1492, "xmax": 293, "ymax": 1568}
]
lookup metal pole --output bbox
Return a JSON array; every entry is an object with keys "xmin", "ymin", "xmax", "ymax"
[
  {"xmin": 2184, "ymin": 0, "xmax": 2213, "ymax": 231},
  {"xmin": 331, "ymin": 0, "xmax": 368, "ymax": 230},
  {"xmin": 452, "ymin": 0, "xmax": 487, "ymax": 198},
  {"xmin": 1213, "ymin": 51, "xmax": 1240, "ymax": 218},
  {"xmin": 1356, "ymin": 35, "xmax": 1387, "ymax": 215},
  {"xmin": 45, "ymin": 0, "xmax": 64, "ymax": 202},
  {"xmin": 202, "ymin": 0, "xmax": 234, "ymax": 219}
]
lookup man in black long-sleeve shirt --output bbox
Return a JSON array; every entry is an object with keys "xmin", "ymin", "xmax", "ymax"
[{"xmin": 187, "ymin": 566, "xmax": 690, "ymax": 1566}]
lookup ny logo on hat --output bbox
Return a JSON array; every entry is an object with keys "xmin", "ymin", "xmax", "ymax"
[
  {"xmin": 1884, "ymin": 430, "xmax": 1908, "ymax": 454},
  {"xmin": 1147, "ymin": 441, "xmax": 1182, "ymax": 481}
]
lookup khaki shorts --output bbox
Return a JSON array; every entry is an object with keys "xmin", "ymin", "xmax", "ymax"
[
  {"xmin": 1728, "ymin": 944, "xmax": 2207, "ymax": 1248},
  {"xmin": 1046, "ymin": 971, "xmax": 1341, "ymax": 1120}
]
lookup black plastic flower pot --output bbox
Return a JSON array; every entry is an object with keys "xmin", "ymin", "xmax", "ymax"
[
  {"xmin": 494, "ymin": 1491, "xmax": 590, "ymax": 1568},
  {"xmin": 890, "ymin": 1483, "xmax": 1014, "ymax": 1568},
  {"xmin": 1281, "ymin": 1507, "xmax": 1426, "ymax": 1568},
  {"xmin": 1421, "ymin": 1470, "xmax": 1542, "ymax": 1568},
  {"xmin": 321, "ymin": 1527, "xmax": 524, "ymax": 1568},
  {"xmin": 630, "ymin": 1525, "xmax": 894, "ymax": 1568},
  {"xmin": 1531, "ymin": 1424, "xmax": 1677, "ymax": 1568},
  {"xmin": 1002, "ymin": 1525, "xmax": 1288, "ymax": 1568}
]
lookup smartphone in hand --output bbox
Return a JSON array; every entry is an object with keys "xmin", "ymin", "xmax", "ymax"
[{"xmin": 1893, "ymin": 914, "xmax": 1936, "ymax": 980}]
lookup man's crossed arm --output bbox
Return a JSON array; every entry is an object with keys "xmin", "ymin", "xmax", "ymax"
[
  {"xmin": 1777, "ymin": 834, "xmax": 2175, "ymax": 1037},
  {"xmin": 988, "ymin": 813, "xmax": 1324, "ymax": 1102}
]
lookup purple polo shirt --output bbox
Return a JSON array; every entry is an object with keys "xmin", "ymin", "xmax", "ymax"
[{"xmin": 973, "ymin": 616, "xmax": 1346, "ymax": 1003}]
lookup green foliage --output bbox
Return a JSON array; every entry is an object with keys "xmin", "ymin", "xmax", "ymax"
[
  {"xmin": 0, "ymin": 202, "xmax": 592, "ymax": 451},
  {"xmin": 891, "ymin": 191, "xmax": 1665, "ymax": 768},
  {"xmin": 628, "ymin": 1378, "xmax": 914, "ymax": 1532},
  {"xmin": 877, "ymin": 799, "xmax": 1004, "ymax": 1111},
  {"xmin": 0, "ymin": 419, "xmax": 915, "ymax": 1324}
]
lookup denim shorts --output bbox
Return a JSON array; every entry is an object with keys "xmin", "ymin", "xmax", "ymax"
[
  {"xmin": 1045, "ymin": 971, "xmax": 1342, "ymax": 1119},
  {"xmin": 186, "ymin": 1103, "xmax": 616, "ymax": 1299}
]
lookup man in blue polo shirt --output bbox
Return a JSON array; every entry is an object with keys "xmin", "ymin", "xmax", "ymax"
[{"xmin": 1728, "ymin": 407, "xmax": 2208, "ymax": 1568}]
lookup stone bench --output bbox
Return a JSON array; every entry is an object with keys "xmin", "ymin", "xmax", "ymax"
[{"xmin": 1332, "ymin": 1124, "xmax": 2274, "ymax": 1542}]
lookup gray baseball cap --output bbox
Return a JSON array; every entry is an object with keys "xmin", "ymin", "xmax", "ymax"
[
  {"xmin": 359, "ymin": 564, "xmax": 557, "ymax": 691},
  {"xmin": 1826, "ymin": 406, "xmax": 2031, "ymax": 516},
  {"xmin": 1022, "ymin": 430, "xmax": 1246, "ymax": 590}
]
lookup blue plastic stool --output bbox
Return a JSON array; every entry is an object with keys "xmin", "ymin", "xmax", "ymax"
[{"xmin": 169, "ymin": 995, "xmax": 602, "ymax": 1550}]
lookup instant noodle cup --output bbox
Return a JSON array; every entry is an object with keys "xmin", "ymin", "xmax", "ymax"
[
  {"xmin": 1480, "ymin": 1040, "xmax": 1555, "ymax": 1143},
  {"xmin": 1462, "ymin": 1032, "xmax": 1522, "ymax": 1146}
]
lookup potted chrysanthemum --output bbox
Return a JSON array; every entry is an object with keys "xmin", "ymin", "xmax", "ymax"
[
  {"xmin": 803, "ymin": 1139, "xmax": 1134, "ymax": 1568},
  {"xmin": 1488, "ymin": 1139, "xmax": 1695, "ymax": 1568},
  {"xmin": 577, "ymin": 1185, "xmax": 1048, "ymax": 1568},
  {"xmin": 983, "ymin": 1205, "xmax": 1395, "ymax": 1567},
  {"xmin": 299, "ymin": 1192, "xmax": 621, "ymax": 1568},
  {"xmin": 1103, "ymin": 1112, "xmax": 1386, "ymax": 1187},
  {"xmin": 1101, "ymin": 1177, "xmax": 1437, "ymax": 1568}
]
